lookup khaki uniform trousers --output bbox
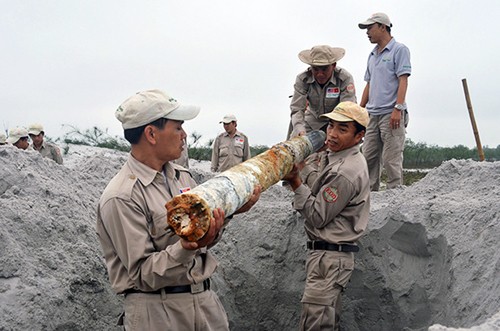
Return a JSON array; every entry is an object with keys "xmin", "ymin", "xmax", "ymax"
[
  {"xmin": 362, "ymin": 111, "xmax": 408, "ymax": 191},
  {"xmin": 122, "ymin": 289, "xmax": 229, "ymax": 331},
  {"xmin": 299, "ymin": 251, "xmax": 354, "ymax": 331}
]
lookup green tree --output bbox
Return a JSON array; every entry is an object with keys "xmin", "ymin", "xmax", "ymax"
[{"xmin": 60, "ymin": 125, "xmax": 130, "ymax": 153}]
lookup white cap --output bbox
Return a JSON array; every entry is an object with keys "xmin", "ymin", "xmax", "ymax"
[
  {"xmin": 358, "ymin": 12, "xmax": 392, "ymax": 29},
  {"xmin": 115, "ymin": 89, "xmax": 201, "ymax": 129},
  {"xmin": 0, "ymin": 132, "xmax": 6, "ymax": 144},
  {"xmin": 220, "ymin": 114, "xmax": 237, "ymax": 124},
  {"xmin": 7, "ymin": 127, "xmax": 29, "ymax": 144},
  {"xmin": 28, "ymin": 123, "xmax": 44, "ymax": 135}
]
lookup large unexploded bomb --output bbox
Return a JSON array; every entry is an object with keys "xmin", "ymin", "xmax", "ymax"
[{"xmin": 165, "ymin": 130, "xmax": 326, "ymax": 241}]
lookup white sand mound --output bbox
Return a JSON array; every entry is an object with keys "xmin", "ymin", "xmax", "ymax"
[{"xmin": 0, "ymin": 144, "xmax": 498, "ymax": 330}]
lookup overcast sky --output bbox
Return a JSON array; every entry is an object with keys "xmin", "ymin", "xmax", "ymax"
[{"xmin": 2, "ymin": 0, "xmax": 499, "ymax": 148}]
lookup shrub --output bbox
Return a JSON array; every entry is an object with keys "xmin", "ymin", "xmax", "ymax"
[{"xmin": 60, "ymin": 125, "xmax": 130, "ymax": 153}]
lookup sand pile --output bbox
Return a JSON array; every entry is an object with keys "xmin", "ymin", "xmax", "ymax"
[{"xmin": 0, "ymin": 144, "xmax": 498, "ymax": 331}]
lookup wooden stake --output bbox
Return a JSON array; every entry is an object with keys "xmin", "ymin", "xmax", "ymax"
[{"xmin": 461, "ymin": 78, "xmax": 485, "ymax": 161}]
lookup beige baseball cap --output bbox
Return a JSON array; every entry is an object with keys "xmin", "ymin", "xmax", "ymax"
[
  {"xmin": 28, "ymin": 123, "xmax": 44, "ymax": 135},
  {"xmin": 298, "ymin": 45, "xmax": 345, "ymax": 66},
  {"xmin": 358, "ymin": 12, "xmax": 392, "ymax": 29},
  {"xmin": 7, "ymin": 127, "xmax": 29, "ymax": 144},
  {"xmin": 115, "ymin": 89, "xmax": 200, "ymax": 129},
  {"xmin": 0, "ymin": 132, "xmax": 6, "ymax": 144},
  {"xmin": 220, "ymin": 114, "xmax": 237, "ymax": 124},
  {"xmin": 320, "ymin": 101, "xmax": 369, "ymax": 128}
]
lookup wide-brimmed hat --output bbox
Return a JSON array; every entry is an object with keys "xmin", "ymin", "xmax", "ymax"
[
  {"xmin": 358, "ymin": 12, "xmax": 392, "ymax": 29},
  {"xmin": 116, "ymin": 89, "xmax": 200, "ymax": 129},
  {"xmin": 28, "ymin": 123, "xmax": 44, "ymax": 135},
  {"xmin": 298, "ymin": 45, "xmax": 345, "ymax": 66},
  {"xmin": 7, "ymin": 127, "xmax": 29, "ymax": 144},
  {"xmin": 320, "ymin": 101, "xmax": 369, "ymax": 128},
  {"xmin": 220, "ymin": 114, "xmax": 237, "ymax": 124}
]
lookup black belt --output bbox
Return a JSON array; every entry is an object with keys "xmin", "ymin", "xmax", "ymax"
[
  {"xmin": 307, "ymin": 241, "xmax": 359, "ymax": 252},
  {"xmin": 124, "ymin": 279, "xmax": 210, "ymax": 295}
]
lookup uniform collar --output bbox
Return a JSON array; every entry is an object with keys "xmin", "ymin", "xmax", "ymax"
[
  {"xmin": 127, "ymin": 154, "xmax": 176, "ymax": 186},
  {"xmin": 327, "ymin": 144, "xmax": 361, "ymax": 162},
  {"xmin": 32, "ymin": 140, "xmax": 47, "ymax": 151},
  {"xmin": 223, "ymin": 130, "xmax": 242, "ymax": 138},
  {"xmin": 371, "ymin": 37, "xmax": 396, "ymax": 55},
  {"xmin": 305, "ymin": 67, "xmax": 340, "ymax": 85}
]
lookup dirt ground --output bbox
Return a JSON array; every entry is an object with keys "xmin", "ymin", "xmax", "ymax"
[{"xmin": 0, "ymin": 144, "xmax": 499, "ymax": 330}]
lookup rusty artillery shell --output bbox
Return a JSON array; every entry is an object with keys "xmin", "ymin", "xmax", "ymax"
[{"xmin": 166, "ymin": 130, "xmax": 326, "ymax": 241}]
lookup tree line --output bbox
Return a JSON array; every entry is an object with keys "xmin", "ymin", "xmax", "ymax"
[
  {"xmin": 59, "ymin": 126, "xmax": 499, "ymax": 170},
  {"xmin": 403, "ymin": 139, "xmax": 499, "ymax": 168}
]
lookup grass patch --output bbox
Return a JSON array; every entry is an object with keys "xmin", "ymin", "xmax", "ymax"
[{"xmin": 380, "ymin": 169, "xmax": 428, "ymax": 188}]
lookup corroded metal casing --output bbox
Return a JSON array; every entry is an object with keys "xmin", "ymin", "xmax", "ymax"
[{"xmin": 166, "ymin": 130, "xmax": 326, "ymax": 241}]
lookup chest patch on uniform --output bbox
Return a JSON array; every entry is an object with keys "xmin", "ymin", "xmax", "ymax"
[
  {"xmin": 346, "ymin": 83, "xmax": 355, "ymax": 93},
  {"xmin": 326, "ymin": 87, "xmax": 340, "ymax": 98},
  {"xmin": 179, "ymin": 187, "xmax": 191, "ymax": 193},
  {"xmin": 235, "ymin": 137, "xmax": 244, "ymax": 145},
  {"xmin": 382, "ymin": 56, "xmax": 392, "ymax": 63},
  {"xmin": 322, "ymin": 187, "xmax": 338, "ymax": 203}
]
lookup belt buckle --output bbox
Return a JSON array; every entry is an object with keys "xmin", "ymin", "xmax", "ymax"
[
  {"xmin": 310, "ymin": 241, "xmax": 317, "ymax": 250},
  {"xmin": 190, "ymin": 282, "xmax": 204, "ymax": 294}
]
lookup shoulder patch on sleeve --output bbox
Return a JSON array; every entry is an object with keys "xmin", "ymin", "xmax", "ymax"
[
  {"xmin": 322, "ymin": 187, "xmax": 339, "ymax": 203},
  {"xmin": 346, "ymin": 83, "xmax": 355, "ymax": 93}
]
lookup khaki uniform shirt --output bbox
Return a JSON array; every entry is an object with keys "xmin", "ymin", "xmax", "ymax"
[
  {"xmin": 33, "ymin": 141, "xmax": 63, "ymax": 164},
  {"xmin": 211, "ymin": 130, "xmax": 250, "ymax": 172},
  {"xmin": 290, "ymin": 66, "xmax": 356, "ymax": 136},
  {"xmin": 292, "ymin": 145, "xmax": 370, "ymax": 244},
  {"xmin": 96, "ymin": 155, "xmax": 219, "ymax": 294}
]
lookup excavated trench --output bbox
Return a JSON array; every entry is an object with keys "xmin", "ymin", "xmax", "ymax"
[
  {"xmin": 212, "ymin": 159, "xmax": 500, "ymax": 331},
  {"xmin": 343, "ymin": 221, "xmax": 453, "ymax": 330}
]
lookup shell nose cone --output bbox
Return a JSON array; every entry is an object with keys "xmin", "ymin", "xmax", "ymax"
[{"xmin": 306, "ymin": 130, "xmax": 326, "ymax": 152}]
